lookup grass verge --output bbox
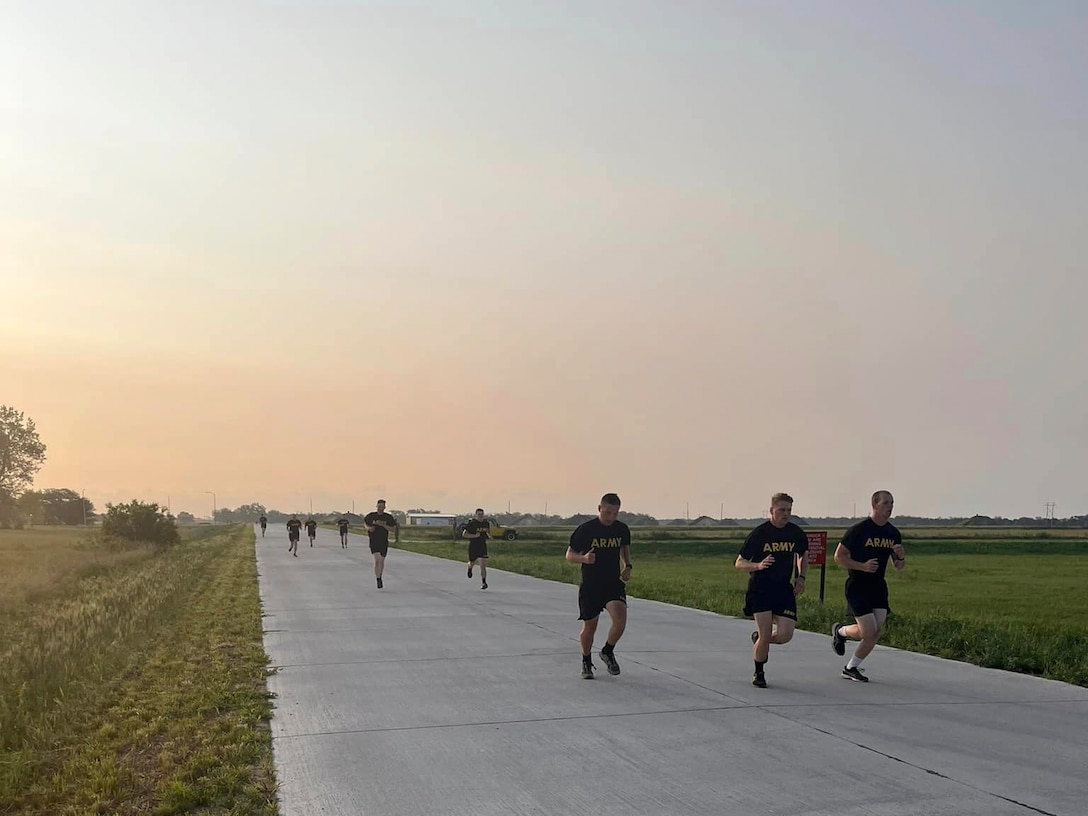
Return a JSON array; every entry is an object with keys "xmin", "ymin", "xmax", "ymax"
[{"xmin": 0, "ymin": 525, "xmax": 277, "ymax": 815}]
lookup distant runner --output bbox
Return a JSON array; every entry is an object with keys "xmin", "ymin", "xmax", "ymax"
[
  {"xmin": 286, "ymin": 516, "xmax": 302, "ymax": 557},
  {"xmin": 305, "ymin": 518, "xmax": 317, "ymax": 547},
  {"xmin": 364, "ymin": 499, "xmax": 398, "ymax": 589},
  {"xmin": 337, "ymin": 516, "xmax": 350, "ymax": 548},
  {"xmin": 462, "ymin": 508, "xmax": 491, "ymax": 590},
  {"xmin": 259, "ymin": 515, "xmax": 268, "ymax": 537}
]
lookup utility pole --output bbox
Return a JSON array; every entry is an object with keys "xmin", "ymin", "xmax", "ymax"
[
  {"xmin": 1045, "ymin": 501, "xmax": 1056, "ymax": 527},
  {"xmin": 205, "ymin": 490, "xmax": 216, "ymax": 521},
  {"xmin": 82, "ymin": 489, "xmax": 88, "ymax": 526}
]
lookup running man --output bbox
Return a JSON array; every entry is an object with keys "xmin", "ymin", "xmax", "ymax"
[
  {"xmin": 831, "ymin": 490, "xmax": 906, "ymax": 682},
  {"xmin": 565, "ymin": 493, "xmax": 632, "ymax": 679},
  {"xmin": 286, "ymin": 516, "xmax": 302, "ymax": 557},
  {"xmin": 337, "ymin": 515, "xmax": 350, "ymax": 548},
  {"xmin": 462, "ymin": 508, "xmax": 491, "ymax": 590},
  {"xmin": 734, "ymin": 492, "xmax": 809, "ymax": 688},
  {"xmin": 259, "ymin": 515, "xmax": 268, "ymax": 537},
  {"xmin": 364, "ymin": 499, "xmax": 398, "ymax": 589},
  {"xmin": 305, "ymin": 517, "xmax": 317, "ymax": 546}
]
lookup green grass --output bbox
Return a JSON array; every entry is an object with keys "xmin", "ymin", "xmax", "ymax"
[
  {"xmin": 0, "ymin": 525, "xmax": 277, "ymax": 815},
  {"xmin": 395, "ymin": 526, "xmax": 1088, "ymax": 687}
]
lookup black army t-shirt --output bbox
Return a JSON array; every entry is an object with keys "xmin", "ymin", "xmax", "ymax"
[
  {"xmin": 738, "ymin": 521, "xmax": 809, "ymax": 593},
  {"xmin": 463, "ymin": 519, "xmax": 490, "ymax": 542},
  {"xmin": 569, "ymin": 518, "xmax": 631, "ymax": 582},
  {"xmin": 305, "ymin": 520, "xmax": 317, "ymax": 535},
  {"xmin": 364, "ymin": 512, "xmax": 397, "ymax": 545},
  {"xmin": 841, "ymin": 517, "xmax": 902, "ymax": 588},
  {"xmin": 286, "ymin": 519, "xmax": 302, "ymax": 536},
  {"xmin": 337, "ymin": 518, "xmax": 349, "ymax": 534}
]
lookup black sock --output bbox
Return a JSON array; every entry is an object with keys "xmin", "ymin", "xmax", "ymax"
[
  {"xmin": 601, "ymin": 642, "xmax": 615, "ymax": 656},
  {"xmin": 582, "ymin": 653, "xmax": 592, "ymax": 663},
  {"xmin": 755, "ymin": 660, "xmax": 766, "ymax": 674}
]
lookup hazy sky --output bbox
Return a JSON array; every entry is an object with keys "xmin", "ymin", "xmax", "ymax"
[{"xmin": 3, "ymin": 1, "xmax": 1086, "ymax": 520}]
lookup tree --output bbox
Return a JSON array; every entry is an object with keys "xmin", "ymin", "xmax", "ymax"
[
  {"xmin": 102, "ymin": 500, "xmax": 179, "ymax": 545},
  {"xmin": 18, "ymin": 488, "xmax": 95, "ymax": 525},
  {"xmin": 176, "ymin": 511, "xmax": 195, "ymax": 524},
  {"xmin": 235, "ymin": 502, "xmax": 267, "ymax": 520},
  {"xmin": 0, "ymin": 406, "xmax": 47, "ymax": 527}
]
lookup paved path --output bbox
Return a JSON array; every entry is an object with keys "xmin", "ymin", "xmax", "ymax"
[{"xmin": 256, "ymin": 525, "xmax": 1087, "ymax": 815}]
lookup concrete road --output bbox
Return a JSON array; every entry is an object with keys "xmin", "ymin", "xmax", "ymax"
[{"xmin": 256, "ymin": 525, "xmax": 1087, "ymax": 815}]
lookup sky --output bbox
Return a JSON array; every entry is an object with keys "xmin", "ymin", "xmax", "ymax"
[{"xmin": 2, "ymin": 1, "xmax": 1086, "ymax": 521}]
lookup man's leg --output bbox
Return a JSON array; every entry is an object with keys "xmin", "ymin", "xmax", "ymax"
[
  {"xmin": 374, "ymin": 552, "xmax": 385, "ymax": 587},
  {"xmin": 479, "ymin": 557, "xmax": 488, "ymax": 588},
  {"xmin": 752, "ymin": 611, "xmax": 774, "ymax": 663},
  {"xmin": 467, "ymin": 557, "xmax": 474, "ymax": 578},
  {"xmin": 772, "ymin": 617, "xmax": 796, "ymax": 645},
  {"xmin": 579, "ymin": 616, "xmax": 599, "ymax": 658},
  {"xmin": 595, "ymin": 600, "xmax": 627, "ymax": 675},
  {"xmin": 841, "ymin": 612, "xmax": 883, "ymax": 659}
]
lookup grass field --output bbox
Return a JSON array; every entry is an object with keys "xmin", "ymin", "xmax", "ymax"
[
  {"xmin": 392, "ymin": 525, "xmax": 1088, "ymax": 687},
  {"xmin": 0, "ymin": 525, "xmax": 277, "ymax": 816}
]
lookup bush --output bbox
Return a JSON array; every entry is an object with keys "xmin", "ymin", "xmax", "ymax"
[{"xmin": 101, "ymin": 500, "xmax": 180, "ymax": 546}]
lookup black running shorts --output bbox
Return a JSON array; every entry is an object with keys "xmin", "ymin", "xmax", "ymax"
[
  {"xmin": 370, "ymin": 542, "xmax": 389, "ymax": 556},
  {"xmin": 578, "ymin": 578, "xmax": 627, "ymax": 621},
  {"xmin": 468, "ymin": 540, "xmax": 489, "ymax": 561},
  {"xmin": 743, "ymin": 585, "xmax": 797, "ymax": 620},
  {"xmin": 845, "ymin": 579, "xmax": 890, "ymax": 617},
  {"xmin": 288, "ymin": 532, "xmax": 299, "ymax": 542}
]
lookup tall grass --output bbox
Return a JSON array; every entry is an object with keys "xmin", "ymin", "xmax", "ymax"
[{"xmin": 0, "ymin": 526, "xmax": 276, "ymax": 815}]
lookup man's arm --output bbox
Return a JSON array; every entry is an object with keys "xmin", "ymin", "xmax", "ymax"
[
  {"xmin": 735, "ymin": 554, "xmax": 775, "ymax": 573},
  {"xmin": 565, "ymin": 546, "xmax": 594, "ymax": 565},
  {"xmin": 620, "ymin": 544, "xmax": 632, "ymax": 581},
  {"xmin": 833, "ymin": 543, "xmax": 878, "ymax": 572},
  {"xmin": 891, "ymin": 541, "xmax": 906, "ymax": 571}
]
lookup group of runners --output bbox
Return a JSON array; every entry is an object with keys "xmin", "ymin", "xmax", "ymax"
[
  {"xmin": 258, "ymin": 500, "xmax": 401, "ymax": 588},
  {"xmin": 257, "ymin": 489, "xmax": 905, "ymax": 685},
  {"xmin": 569, "ymin": 490, "xmax": 904, "ymax": 685}
]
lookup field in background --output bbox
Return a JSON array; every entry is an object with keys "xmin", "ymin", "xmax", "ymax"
[
  {"xmin": 393, "ymin": 525, "xmax": 1088, "ymax": 687},
  {"xmin": 0, "ymin": 526, "xmax": 277, "ymax": 816}
]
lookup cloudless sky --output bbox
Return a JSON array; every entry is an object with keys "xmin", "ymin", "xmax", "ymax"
[{"xmin": 3, "ymin": 1, "xmax": 1086, "ymax": 519}]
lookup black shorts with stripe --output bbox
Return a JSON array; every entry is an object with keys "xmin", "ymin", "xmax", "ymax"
[{"xmin": 743, "ymin": 584, "xmax": 797, "ymax": 620}]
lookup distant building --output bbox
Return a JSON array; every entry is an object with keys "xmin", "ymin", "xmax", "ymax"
[
  {"xmin": 405, "ymin": 512, "xmax": 457, "ymax": 527},
  {"xmin": 691, "ymin": 515, "xmax": 720, "ymax": 527}
]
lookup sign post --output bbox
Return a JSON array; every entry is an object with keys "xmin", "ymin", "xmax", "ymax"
[{"xmin": 805, "ymin": 531, "xmax": 829, "ymax": 603}]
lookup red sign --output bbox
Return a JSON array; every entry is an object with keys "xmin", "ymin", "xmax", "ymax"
[{"xmin": 806, "ymin": 531, "xmax": 828, "ymax": 566}]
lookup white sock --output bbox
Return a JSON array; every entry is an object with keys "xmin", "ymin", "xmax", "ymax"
[
  {"xmin": 847, "ymin": 655, "xmax": 864, "ymax": 670},
  {"xmin": 836, "ymin": 625, "xmax": 848, "ymax": 639}
]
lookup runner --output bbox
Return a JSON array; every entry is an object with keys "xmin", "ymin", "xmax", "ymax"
[
  {"xmin": 565, "ymin": 493, "xmax": 632, "ymax": 679},
  {"xmin": 734, "ymin": 492, "xmax": 809, "ymax": 688},
  {"xmin": 259, "ymin": 514, "xmax": 268, "ymax": 537},
  {"xmin": 337, "ymin": 515, "xmax": 350, "ymax": 548},
  {"xmin": 305, "ymin": 517, "xmax": 317, "ymax": 547},
  {"xmin": 831, "ymin": 490, "xmax": 907, "ymax": 682},
  {"xmin": 462, "ymin": 508, "xmax": 491, "ymax": 590},
  {"xmin": 286, "ymin": 516, "xmax": 302, "ymax": 557},
  {"xmin": 363, "ymin": 499, "xmax": 398, "ymax": 588}
]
